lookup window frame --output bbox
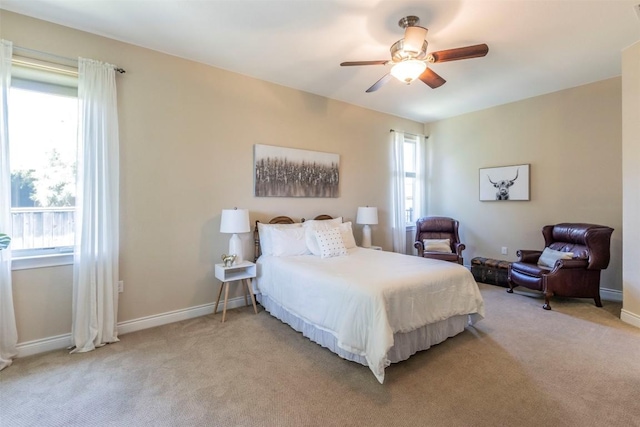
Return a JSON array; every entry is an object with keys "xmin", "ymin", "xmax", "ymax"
[{"xmin": 8, "ymin": 62, "xmax": 78, "ymax": 268}]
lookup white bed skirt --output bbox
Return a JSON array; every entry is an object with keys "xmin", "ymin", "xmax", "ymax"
[{"xmin": 257, "ymin": 293, "xmax": 470, "ymax": 366}]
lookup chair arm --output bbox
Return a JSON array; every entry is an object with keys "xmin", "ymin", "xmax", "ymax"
[
  {"xmin": 454, "ymin": 242, "xmax": 466, "ymax": 256},
  {"xmin": 552, "ymin": 258, "xmax": 589, "ymax": 270},
  {"xmin": 545, "ymin": 258, "xmax": 589, "ymax": 276},
  {"xmin": 414, "ymin": 241, "xmax": 424, "ymax": 252},
  {"xmin": 517, "ymin": 250, "xmax": 542, "ymax": 263}
]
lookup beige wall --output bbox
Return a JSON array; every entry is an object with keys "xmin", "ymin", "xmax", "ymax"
[
  {"xmin": 622, "ymin": 41, "xmax": 640, "ymax": 326},
  {"xmin": 3, "ymin": 9, "xmax": 631, "ymax": 345},
  {"xmin": 1, "ymin": 11, "xmax": 423, "ymax": 343},
  {"xmin": 425, "ymin": 78, "xmax": 623, "ymax": 293}
]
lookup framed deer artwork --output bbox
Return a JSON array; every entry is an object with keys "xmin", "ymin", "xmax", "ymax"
[{"xmin": 479, "ymin": 164, "xmax": 530, "ymax": 201}]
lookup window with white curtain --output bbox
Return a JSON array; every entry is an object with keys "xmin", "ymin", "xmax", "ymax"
[
  {"xmin": 391, "ymin": 130, "xmax": 424, "ymax": 254},
  {"xmin": 403, "ymin": 134, "xmax": 419, "ymax": 225},
  {"xmin": 8, "ymin": 63, "xmax": 78, "ymax": 260}
]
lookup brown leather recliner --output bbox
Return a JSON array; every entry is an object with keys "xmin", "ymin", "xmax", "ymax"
[
  {"xmin": 414, "ymin": 216, "xmax": 465, "ymax": 264},
  {"xmin": 507, "ymin": 223, "xmax": 614, "ymax": 310}
]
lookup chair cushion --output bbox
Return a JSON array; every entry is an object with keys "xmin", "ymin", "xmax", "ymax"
[
  {"xmin": 511, "ymin": 261, "xmax": 549, "ymax": 277},
  {"xmin": 423, "ymin": 252, "xmax": 459, "ymax": 262}
]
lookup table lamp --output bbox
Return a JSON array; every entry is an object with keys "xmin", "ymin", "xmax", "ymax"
[
  {"xmin": 220, "ymin": 208, "xmax": 250, "ymax": 263},
  {"xmin": 356, "ymin": 206, "xmax": 378, "ymax": 248}
]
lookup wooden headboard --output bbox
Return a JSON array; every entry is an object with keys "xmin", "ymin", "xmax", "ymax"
[
  {"xmin": 305, "ymin": 214, "xmax": 334, "ymax": 221},
  {"xmin": 253, "ymin": 214, "xmax": 335, "ymax": 260}
]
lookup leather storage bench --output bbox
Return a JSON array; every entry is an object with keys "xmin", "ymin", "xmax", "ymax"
[{"xmin": 471, "ymin": 257, "xmax": 511, "ymax": 287}]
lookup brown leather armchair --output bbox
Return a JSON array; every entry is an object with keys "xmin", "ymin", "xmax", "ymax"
[
  {"xmin": 507, "ymin": 223, "xmax": 614, "ymax": 310},
  {"xmin": 414, "ymin": 216, "xmax": 465, "ymax": 264}
]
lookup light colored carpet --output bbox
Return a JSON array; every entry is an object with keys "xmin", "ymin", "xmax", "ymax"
[{"xmin": 2, "ymin": 283, "xmax": 639, "ymax": 427}]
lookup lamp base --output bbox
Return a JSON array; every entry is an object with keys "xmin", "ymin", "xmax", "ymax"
[
  {"xmin": 362, "ymin": 225, "xmax": 372, "ymax": 248},
  {"xmin": 228, "ymin": 234, "xmax": 244, "ymax": 264}
]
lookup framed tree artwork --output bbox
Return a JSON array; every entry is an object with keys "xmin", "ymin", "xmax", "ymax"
[{"xmin": 254, "ymin": 144, "xmax": 339, "ymax": 198}]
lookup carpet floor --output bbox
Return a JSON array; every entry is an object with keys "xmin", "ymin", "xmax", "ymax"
[{"xmin": 1, "ymin": 283, "xmax": 639, "ymax": 427}]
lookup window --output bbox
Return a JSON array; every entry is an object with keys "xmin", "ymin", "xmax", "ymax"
[
  {"xmin": 391, "ymin": 130, "xmax": 424, "ymax": 254},
  {"xmin": 8, "ymin": 63, "xmax": 78, "ymax": 259},
  {"xmin": 403, "ymin": 135, "xmax": 419, "ymax": 225}
]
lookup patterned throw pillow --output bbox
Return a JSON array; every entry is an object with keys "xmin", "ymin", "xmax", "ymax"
[
  {"xmin": 314, "ymin": 227, "xmax": 348, "ymax": 258},
  {"xmin": 303, "ymin": 217, "xmax": 344, "ymax": 255}
]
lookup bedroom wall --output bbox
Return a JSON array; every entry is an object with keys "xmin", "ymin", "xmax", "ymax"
[
  {"xmin": 621, "ymin": 41, "xmax": 640, "ymax": 327},
  {"xmin": 1, "ymin": 11, "xmax": 423, "ymax": 345},
  {"xmin": 424, "ymin": 78, "xmax": 623, "ymax": 295}
]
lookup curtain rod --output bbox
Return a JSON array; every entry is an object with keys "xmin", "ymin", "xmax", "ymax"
[
  {"xmin": 389, "ymin": 129, "xmax": 428, "ymax": 139},
  {"xmin": 13, "ymin": 45, "xmax": 126, "ymax": 74}
]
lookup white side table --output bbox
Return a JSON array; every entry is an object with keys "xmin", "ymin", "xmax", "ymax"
[{"xmin": 214, "ymin": 261, "xmax": 258, "ymax": 322}]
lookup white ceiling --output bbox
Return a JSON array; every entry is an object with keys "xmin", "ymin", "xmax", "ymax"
[{"xmin": 2, "ymin": 0, "xmax": 640, "ymax": 123}]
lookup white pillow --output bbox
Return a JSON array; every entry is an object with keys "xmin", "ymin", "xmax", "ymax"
[
  {"xmin": 423, "ymin": 239, "xmax": 452, "ymax": 253},
  {"xmin": 538, "ymin": 247, "xmax": 574, "ymax": 268},
  {"xmin": 305, "ymin": 227, "xmax": 322, "ymax": 256},
  {"xmin": 270, "ymin": 227, "xmax": 310, "ymax": 257},
  {"xmin": 314, "ymin": 227, "xmax": 348, "ymax": 258},
  {"xmin": 257, "ymin": 222, "xmax": 302, "ymax": 256},
  {"xmin": 302, "ymin": 217, "xmax": 342, "ymax": 230},
  {"xmin": 339, "ymin": 222, "xmax": 357, "ymax": 249}
]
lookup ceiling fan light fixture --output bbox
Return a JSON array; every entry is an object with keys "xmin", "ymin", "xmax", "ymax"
[
  {"xmin": 390, "ymin": 60, "xmax": 426, "ymax": 84},
  {"xmin": 403, "ymin": 26, "xmax": 428, "ymax": 54}
]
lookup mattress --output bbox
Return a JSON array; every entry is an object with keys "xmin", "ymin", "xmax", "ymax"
[{"xmin": 254, "ymin": 247, "xmax": 484, "ymax": 383}]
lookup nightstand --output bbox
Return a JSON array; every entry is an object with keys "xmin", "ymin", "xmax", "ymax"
[{"xmin": 214, "ymin": 261, "xmax": 258, "ymax": 322}]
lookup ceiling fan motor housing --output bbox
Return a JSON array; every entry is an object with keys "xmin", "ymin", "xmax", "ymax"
[
  {"xmin": 398, "ymin": 16, "xmax": 420, "ymax": 28},
  {"xmin": 390, "ymin": 39, "xmax": 428, "ymax": 62},
  {"xmin": 392, "ymin": 16, "xmax": 429, "ymax": 61}
]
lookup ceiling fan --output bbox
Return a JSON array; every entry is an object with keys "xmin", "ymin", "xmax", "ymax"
[{"xmin": 340, "ymin": 16, "xmax": 489, "ymax": 93}]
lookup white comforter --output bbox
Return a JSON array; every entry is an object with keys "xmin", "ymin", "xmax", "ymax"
[{"xmin": 255, "ymin": 248, "xmax": 485, "ymax": 383}]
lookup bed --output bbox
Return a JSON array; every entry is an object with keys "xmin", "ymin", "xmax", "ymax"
[{"xmin": 253, "ymin": 215, "xmax": 485, "ymax": 383}]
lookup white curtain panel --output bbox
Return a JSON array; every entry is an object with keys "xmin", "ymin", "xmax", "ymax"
[
  {"xmin": 0, "ymin": 39, "xmax": 18, "ymax": 370},
  {"xmin": 71, "ymin": 58, "xmax": 120, "ymax": 353},
  {"xmin": 414, "ymin": 134, "xmax": 426, "ymax": 221},
  {"xmin": 390, "ymin": 130, "xmax": 406, "ymax": 254}
]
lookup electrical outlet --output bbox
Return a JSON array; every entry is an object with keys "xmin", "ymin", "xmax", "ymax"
[
  {"xmin": 118, "ymin": 280, "xmax": 124, "ymax": 293},
  {"xmin": 501, "ymin": 247, "xmax": 508, "ymax": 255}
]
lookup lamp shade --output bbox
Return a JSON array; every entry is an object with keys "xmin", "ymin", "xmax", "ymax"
[
  {"xmin": 403, "ymin": 26, "xmax": 428, "ymax": 54},
  {"xmin": 356, "ymin": 207, "xmax": 378, "ymax": 225},
  {"xmin": 390, "ymin": 59, "xmax": 427, "ymax": 84},
  {"xmin": 220, "ymin": 208, "xmax": 250, "ymax": 234}
]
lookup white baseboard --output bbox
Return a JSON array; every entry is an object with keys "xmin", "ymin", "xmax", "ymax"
[
  {"xmin": 621, "ymin": 309, "xmax": 640, "ymax": 329},
  {"xmin": 600, "ymin": 287, "xmax": 623, "ymax": 303},
  {"xmin": 14, "ymin": 288, "xmax": 627, "ymax": 359},
  {"xmin": 16, "ymin": 333, "xmax": 73, "ymax": 358},
  {"xmin": 16, "ymin": 296, "xmax": 249, "ymax": 358}
]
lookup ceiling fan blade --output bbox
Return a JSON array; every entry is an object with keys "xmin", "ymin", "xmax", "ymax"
[
  {"xmin": 419, "ymin": 68, "xmax": 446, "ymax": 89},
  {"xmin": 340, "ymin": 60, "xmax": 389, "ymax": 66},
  {"xmin": 366, "ymin": 73, "xmax": 392, "ymax": 93},
  {"xmin": 427, "ymin": 43, "xmax": 489, "ymax": 63}
]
